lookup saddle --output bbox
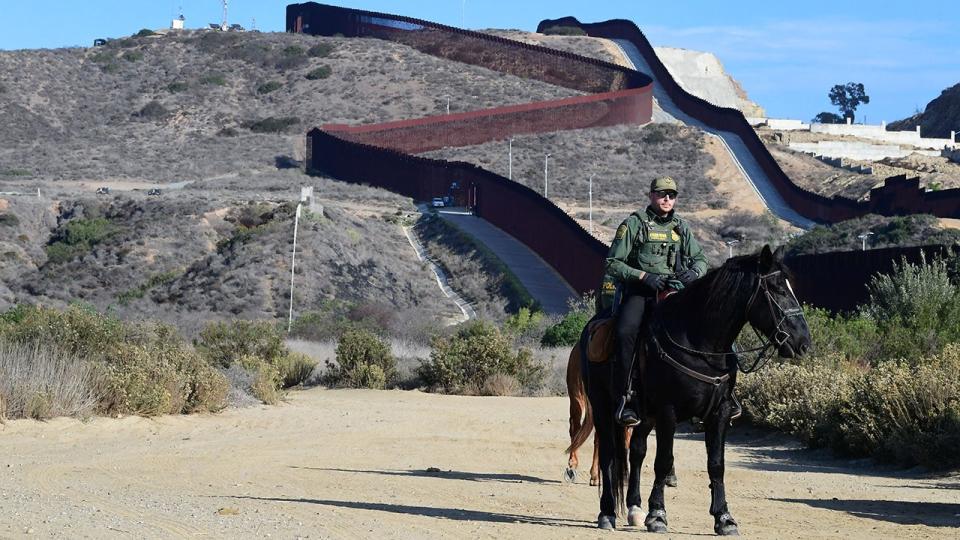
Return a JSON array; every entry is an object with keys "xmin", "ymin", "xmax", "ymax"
[{"xmin": 584, "ymin": 289, "xmax": 678, "ymax": 364}]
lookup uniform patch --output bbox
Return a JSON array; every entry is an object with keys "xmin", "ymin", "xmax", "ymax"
[
  {"xmin": 602, "ymin": 281, "xmax": 616, "ymax": 291},
  {"xmin": 615, "ymin": 225, "xmax": 627, "ymax": 240},
  {"xmin": 648, "ymin": 231, "xmax": 668, "ymax": 241},
  {"xmin": 671, "ymin": 231, "xmax": 680, "ymax": 242}
]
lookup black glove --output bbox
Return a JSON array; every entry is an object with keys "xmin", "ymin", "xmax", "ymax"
[
  {"xmin": 676, "ymin": 268, "xmax": 699, "ymax": 286},
  {"xmin": 641, "ymin": 272, "xmax": 668, "ymax": 292}
]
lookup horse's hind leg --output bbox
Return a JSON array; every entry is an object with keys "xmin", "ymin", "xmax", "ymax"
[
  {"xmin": 627, "ymin": 421, "xmax": 652, "ymax": 526},
  {"xmin": 706, "ymin": 404, "xmax": 739, "ymax": 536},
  {"xmin": 645, "ymin": 406, "xmax": 676, "ymax": 533},
  {"xmin": 590, "ymin": 432, "xmax": 600, "ymax": 486},
  {"xmin": 566, "ymin": 392, "xmax": 582, "ymax": 483}
]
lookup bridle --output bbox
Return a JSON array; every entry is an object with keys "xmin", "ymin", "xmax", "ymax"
[{"xmin": 649, "ymin": 267, "xmax": 806, "ymax": 418}]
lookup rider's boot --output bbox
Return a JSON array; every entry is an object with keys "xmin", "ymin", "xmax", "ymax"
[{"xmin": 616, "ymin": 392, "xmax": 641, "ymax": 428}]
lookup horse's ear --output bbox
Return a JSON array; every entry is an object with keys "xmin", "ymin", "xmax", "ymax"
[
  {"xmin": 773, "ymin": 244, "xmax": 786, "ymax": 262},
  {"xmin": 759, "ymin": 244, "xmax": 774, "ymax": 272}
]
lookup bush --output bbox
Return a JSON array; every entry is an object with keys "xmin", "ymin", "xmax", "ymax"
[
  {"xmin": 122, "ymin": 50, "xmax": 143, "ymax": 62},
  {"xmin": 865, "ymin": 253, "xmax": 960, "ymax": 361},
  {"xmin": 134, "ymin": 29, "xmax": 156, "ymax": 38},
  {"xmin": 542, "ymin": 25, "xmax": 587, "ymax": 36},
  {"xmin": 0, "ymin": 306, "xmax": 227, "ymax": 416},
  {"xmin": 0, "ymin": 342, "xmax": 99, "ymax": 420},
  {"xmin": 45, "ymin": 217, "xmax": 121, "ymax": 264},
  {"xmin": 328, "ymin": 329, "xmax": 395, "ymax": 389},
  {"xmin": 305, "ymin": 66, "xmax": 332, "ymax": 80},
  {"xmin": 275, "ymin": 351, "xmax": 317, "ymax": 388},
  {"xmin": 257, "ymin": 80, "xmax": 282, "ymax": 95},
  {"xmin": 541, "ymin": 306, "xmax": 592, "ymax": 347},
  {"xmin": 166, "ymin": 81, "xmax": 188, "ymax": 93},
  {"xmin": 0, "ymin": 213, "xmax": 19, "ymax": 227},
  {"xmin": 196, "ymin": 320, "xmax": 285, "ymax": 368},
  {"xmin": 307, "ymin": 43, "xmax": 335, "ymax": 57},
  {"xmin": 419, "ymin": 321, "xmax": 544, "ymax": 394},
  {"xmin": 134, "ymin": 100, "xmax": 168, "ymax": 120},
  {"xmin": 247, "ymin": 116, "xmax": 298, "ymax": 133},
  {"xmin": 200, "ymin": 73, "xmax": 227, "ymax": 86}
]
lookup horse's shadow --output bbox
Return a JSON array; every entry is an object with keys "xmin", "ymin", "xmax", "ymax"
[
  {"xmin": 292, "ymin": 466, "xmax": 560, "ymax": 485},
  {"xmin": 774, "ymin": 498, "xmax": 960, "ymax": 528},
  {"xmin": 225, "ymin": 495, "xmax": 591, "ymax": 529}
]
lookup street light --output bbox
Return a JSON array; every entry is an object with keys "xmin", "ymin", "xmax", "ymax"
[
  {"xmin": 857, "ymin": 231, "xmax": 874, "ymax": 251},
  {"xmin": 508, "ymin": 137, "xmax": 513, "ymax": 180},
  {"xmin": 725, "ymin": 238, "xmax": 740, "ymax": 259},
  {"xmin": 442, "ymin": 94, "xmax": 451, "ymax": 115},
  {"xmin": 287, "ymin": 202, "xmax": 303, "ymax": 333},
  {"xmin": 588, "ymin": 174, "xmax": 594, "ymax": 235},
  {"xmin": 544, "ymin": 153, "xmax": 551, "ymax": 198}
]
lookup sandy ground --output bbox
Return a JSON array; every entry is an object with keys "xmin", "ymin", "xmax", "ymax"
[{"xmin": 0, "ymin": 388, "xmax": 958, "ymax": 539}]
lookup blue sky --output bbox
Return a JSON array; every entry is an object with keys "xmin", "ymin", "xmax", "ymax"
[{"xmin": 2, "ymin": 1, "xmax": 958, "ymax": 124}]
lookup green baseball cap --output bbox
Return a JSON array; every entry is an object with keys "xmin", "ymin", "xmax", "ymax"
[{"xmin": 650, "ymin": 176, "xmax": 678, "ymax": 193}]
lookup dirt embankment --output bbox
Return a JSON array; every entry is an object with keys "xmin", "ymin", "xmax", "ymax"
[{"xmin": 0, "ymin": 388, "xmax": 956, "ymax": 538}]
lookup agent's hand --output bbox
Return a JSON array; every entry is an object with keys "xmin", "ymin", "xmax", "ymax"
[
  {"xmin": 641, "ymin": 272, "xmax": 668, "ymax": 292},
  {"xmin": 676, "ymin": 268, "xmax": 699, "ymax": 285}
]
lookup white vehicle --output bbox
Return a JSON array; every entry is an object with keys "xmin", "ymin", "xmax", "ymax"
[{"xmin": 431, "ymin": 197, "xmax": 445, "ymax": 207}]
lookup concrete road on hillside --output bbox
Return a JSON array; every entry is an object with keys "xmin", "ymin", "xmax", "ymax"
[
  {"xmin": 436, "ymin": 209, "xmax": 577, "ymax": 315},
  {"xmin": 611, "ymin": 40, "xmax": 816, "ymax": 229}
]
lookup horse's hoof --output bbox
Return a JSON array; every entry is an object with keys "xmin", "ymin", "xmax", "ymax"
[
  {"xmin": 665, "ymin": 472, "xmax": 678, "ymax": 488},
  {"xmin": 645, "ymin": 508, "xmax": 668, "ymax": 533},
  {"xmin": 562, "ymin": 467, "xmax": 577, "ymax": 484},
  {"xmin": 627, "ymin": 505, "xmax": 643, "ymax": 526},
  {"xmin": 714, "ymin": 512, "xmax": 739, "ymax": 536},
  {"xmin": 597, "ymin": 514, "xmax": 616, "ymax": 530}
]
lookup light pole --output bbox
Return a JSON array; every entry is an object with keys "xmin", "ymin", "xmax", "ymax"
[
  {"xmin": 287, "ymin": 202, "xmax": 303, "ymax": 333},
  {"xmin": 544, "ymin": 153, "xmax": 551, "ymax": 198},
  {"xmin": 858, "ymin": 231, "xmax": 874, "ymax": 251},
  {"xmin": 725, "ymin": 239, "xmax": 740, "ymax": 259},
  {"xmin": 442, "ymin": 94, "xmax": 451, "ymax": 115},
  {"xmin": 588, "ymin": 174, "xmax": 594, "ymax": 234},
  {"xmin": 508, "ymin": 137, "xmax": 513, "ymax": 180}
]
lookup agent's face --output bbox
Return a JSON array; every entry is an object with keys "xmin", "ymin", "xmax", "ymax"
[{"xmin": 648, "ymin": 190, "xmax": 677, "ymax": 215}]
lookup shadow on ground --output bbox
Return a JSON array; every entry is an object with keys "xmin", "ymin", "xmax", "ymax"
[
  {"xmin": 776, "ymin": 498, "xmax": 960, "ymax": 528},
  {"xmin": 292, "ymin": 466, "xmax": 560, "ymax": 485},
  {"xmin": 227, "ymin": 495, "xmax": 592, "ymax": 529}
]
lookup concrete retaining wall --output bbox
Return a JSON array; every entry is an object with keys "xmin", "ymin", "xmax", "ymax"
[
  {"xmin": 789, "ymin": 141, "xmax": 940, "ymax": 161},
  {"xmin": 809, "ymin": 122, "xmax": 957, "ymax": 149}
]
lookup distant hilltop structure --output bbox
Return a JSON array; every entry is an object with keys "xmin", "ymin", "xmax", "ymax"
[{"xmin": 171, "ymin": 14, "xmax": 185, "ymax": 30}]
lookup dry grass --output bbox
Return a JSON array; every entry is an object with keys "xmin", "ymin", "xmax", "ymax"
[{"xmin": 0, "ymin": 342, "xmax": 99, "ymax": 420}]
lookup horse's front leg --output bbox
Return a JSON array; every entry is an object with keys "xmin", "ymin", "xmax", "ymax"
[
  {"xmin": 627, "ymin": 421, "xmax": 652, "ymax": 526},
  {"xmin": 645, "ymin": 406, "xmax": 676, "ymax": 533},
  {"xmin": 705, "ymin": 398, "xmax": 739, "ymax": 536}
]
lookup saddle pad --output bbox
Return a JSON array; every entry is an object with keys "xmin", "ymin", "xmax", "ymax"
[{"xmin": 586, "ymin": 317, "xmax": 616, "ymax": 363}]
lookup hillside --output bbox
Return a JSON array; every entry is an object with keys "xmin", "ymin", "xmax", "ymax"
[
  {"xmin": 888, "ymin": 82, "xmax": 960, "ymax": 138},
  {"xmin": 0, "ymin": 29, "xmax": 585, "ymax": 330}
]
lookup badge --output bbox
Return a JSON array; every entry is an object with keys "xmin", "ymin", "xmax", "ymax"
[{"xmin": 615, "ymin": 225, "xmax": 627, "ymax": 240}]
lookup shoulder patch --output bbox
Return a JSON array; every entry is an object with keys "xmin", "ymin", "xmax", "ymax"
[
  {"xmin": 671, "ymin": 230, "xmax": 680, "ymax": 242},
  {"xmin": 615, "ymin": 224, "xmax": 627, "ymax": 240}
]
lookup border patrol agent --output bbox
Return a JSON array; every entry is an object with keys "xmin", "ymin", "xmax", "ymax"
[{"xmin": 604, "ymin": 176, "xmax": 708, "ymax": 427}]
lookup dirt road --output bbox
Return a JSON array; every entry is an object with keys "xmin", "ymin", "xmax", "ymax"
[{"xmin": 1, "ymin": 389, "xmax": 957, "ymax": 538}]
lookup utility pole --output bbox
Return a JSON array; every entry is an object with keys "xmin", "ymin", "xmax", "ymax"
[
  {"xmin": 508, "ymin": 137, "xmax": 513, "ymax": 180},
  {"xmin": 287, "ymin": 202, "xmax": 303, "ymax": 333},
  {"xmin": 858, "ymin": 231, "xmax": 874, "ymax": 251},
  {"xmin": 725, "ymin": 239, "xmax": 740, "ymax": 259},
  {"xmin": 544, "ymin": 153, "xmax": 551, "ymax": 198},
  {"xmin": 588, "ymin": 175, "xmax": 594, "ymax": 235}
]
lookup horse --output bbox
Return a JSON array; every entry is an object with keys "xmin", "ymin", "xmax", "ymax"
[
  {"xmin": 563, "ymin": 344, "xmax": 677, "ymax": 489},
  {"xmin": 582, "ymin": 245, "xmax": 811, "ymax": 534}
]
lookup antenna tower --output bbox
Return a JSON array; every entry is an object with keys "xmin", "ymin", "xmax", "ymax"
[{"xmin": 221, "ymin": 0, "xmax": 229, "ymax": 31}]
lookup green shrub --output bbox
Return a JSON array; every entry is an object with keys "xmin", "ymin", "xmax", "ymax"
[
  {"xmin": 275, "ymin": 352, "xmax": 317, "ymax": 388},
  {"xmin": 0, "ymin": 213, "xmax": 18, "ymax": 227},
  {"xmin": 166, "ymin": 81, "xmax": 188, "ymax": 93},
  {"xmin": 804, "ymin": 307, "xmax": 877, "ymax": 364},
  {"xmin": 217, "ymin": 127, "xmax": 238, "ymax": 137},
  {"xmin": 542, "ymin": 25, "xmax": 587, "ymax": 36},
  {"xmin": 100, "ymin": 62, "xmax": 120, "ymax": 74},
  {"xmin": 200, "ymin": 73, "xmax": 227, "ymax": 86},
  {"xmin": 541, "ymin": 307, "xmax": 592, "ymax": 347},
  {"xmin": 239, "ymin": 355, "xmax": 282, "ymax": 404},
  {"xmin": 328, "ymin": 329, "xmax": 395, "ymax": 389},
  {"xmin": 503, "ymin": 307, "xmax": 544, "ymax": 335},
  {"xmin": 117, "ymin": 270, "xmax": 180, "ymax": 305},
  {"xmin": 419, "ymin": 321, "xmax": 544, "ymax": 394},
  {"xmin": 247, "ymin": 116, "xmax": 298, "ymax": 133},
  {"xmin": 122, "ymin": 50, "xmax": 143, "ymax": 62},
  {"xmin": 134, "ymin": 100, "xmax": 168, "ymax": 120},
  {"xmin": 196, "ymin": 320, "xmax": 285, "ymax": 368},
  {"xmin": 45, "ymin": 217, "xmax": 121, "ymax": 264},
  {"xmin": 282, "ymin": 45, "xmax": 305, "ymax": 56},
  {"xmin": 90, "ymin": 51, "xmax": 114, "ymax": 63},
  {"xmin": 257, "ymin": 80, "xmax": 282, "ymax": 94},
  {"xmin": 305, "ymin": 66, "xmax": 332, "ymax": 80},
  {"xmin": 307, "ymin": 43, "xmax": 335, "ymax": 57},
  {"xmin": 865, "ymin": 253, "xmax": 960, "ymax": 361},
  {"xmin": 134, "ymin": 29, "xmax": 156, "ymax": 38}
]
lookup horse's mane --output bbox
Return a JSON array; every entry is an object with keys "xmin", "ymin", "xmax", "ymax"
[{"xmin": 667, "ymin": 252, "xmax": 760, "ymax": 317}]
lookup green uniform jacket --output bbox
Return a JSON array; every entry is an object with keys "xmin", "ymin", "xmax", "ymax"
[{"xmin": 599, "ymin": 207, "xmax": 708, "ymax": 308}]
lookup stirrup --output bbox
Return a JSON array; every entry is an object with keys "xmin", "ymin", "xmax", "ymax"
[{"xmin": 616, "ymin": 397, "xmax": 641, "ymax": 427}]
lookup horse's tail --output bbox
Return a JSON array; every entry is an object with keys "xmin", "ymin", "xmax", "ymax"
[
  {"xmin": 610, "ymin": 411, "xmax": 629, "ymax": 515},
  {"xmin": 564, "ymin": 343, "xmax": 593, "ymax": 456}
]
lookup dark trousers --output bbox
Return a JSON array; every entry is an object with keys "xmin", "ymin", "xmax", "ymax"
[{"xmin": 614, "ymin": 293, "xmax": 650, "ymax": 399}]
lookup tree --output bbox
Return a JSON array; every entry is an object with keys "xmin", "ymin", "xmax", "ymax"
[
  {"xmin": 812, "ymin": 111, "xmax": 844, "ymax": 124},
  {"xmin": 828, "ymin": 82, "xmax": 870, "ymax": 123}
]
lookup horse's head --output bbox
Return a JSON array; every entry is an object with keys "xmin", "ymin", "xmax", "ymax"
[{"xmin": 744, "ymin": 245, "xmax": 812, "ymax": 358}]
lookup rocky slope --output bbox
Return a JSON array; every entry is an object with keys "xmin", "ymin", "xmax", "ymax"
[{"xmin": 888, "ymin": 82, "xmax": 960, "ymax": 138}]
